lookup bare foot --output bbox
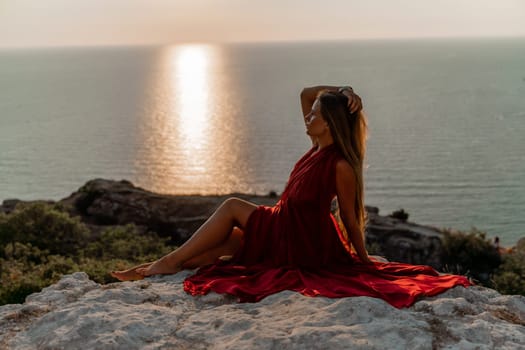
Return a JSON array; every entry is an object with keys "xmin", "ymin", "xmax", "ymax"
[
  {"xmin": 111, "ymin": 262, "xmax": 153, "ymax": 281},
  {"xmin": 136, "ymin": 258, "xmax": 182, "ymax": 277}
]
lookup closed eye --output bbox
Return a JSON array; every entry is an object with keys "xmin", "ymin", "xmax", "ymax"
[{"xmin": 305, "ymin": 114, "xmax": 318, "ymax": 124}]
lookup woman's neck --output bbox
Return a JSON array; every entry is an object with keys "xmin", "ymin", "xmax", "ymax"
[{"xmin": 314, "ymin": 134, "xmax": 334, "ymax": 150}]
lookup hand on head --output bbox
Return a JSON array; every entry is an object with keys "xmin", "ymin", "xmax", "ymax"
[{"xmin": 341, "ymin": 90, "xmax": 363, "ymax": 114}]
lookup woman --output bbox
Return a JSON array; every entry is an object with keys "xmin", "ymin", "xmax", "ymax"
[{"xmin": 112, "ymin": 85, "xmax": 470, "ymax": 308}]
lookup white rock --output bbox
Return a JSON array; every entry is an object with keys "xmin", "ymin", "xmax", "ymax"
[{"xmin": 0, "ymin": 272, "xmax": 523, "ymax": 349}]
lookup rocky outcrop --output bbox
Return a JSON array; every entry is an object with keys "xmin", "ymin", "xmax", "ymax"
[
  {"xmin": 0, "ymin": 272, "xmax": 524, "ymax": 349},
  {"xmin": 364, "ymin": 207, "xmax": 444, "ymax": 269}
]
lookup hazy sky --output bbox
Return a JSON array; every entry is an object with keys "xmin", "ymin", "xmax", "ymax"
[{"xmin": 1, "ymin": 0, "xmax": 524, "ymax": 47}]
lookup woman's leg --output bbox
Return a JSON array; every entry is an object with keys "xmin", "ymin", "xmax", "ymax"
[
  {"xmin": 111, "ymin": 226, "xmax": 244, "ymax": 281},
  {"xmin": 111, "ymin": 227, "xmax": 243, "ymax": 281},
  {"xmin": 135, "ymin": 198, "xmax": 257, "ymax": 277},
  {"xmin": 181, "ymin": 227, "xmax": 244, "ymax": 268}
]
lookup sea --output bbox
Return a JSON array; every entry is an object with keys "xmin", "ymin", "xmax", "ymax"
[{"xmin": 1, "ymin": 38, "xmax": 524, "ymax": 246}]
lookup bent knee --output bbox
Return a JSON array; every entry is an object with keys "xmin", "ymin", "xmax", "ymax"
[
  {"xmin": 222, "ymin": 197, "xmax": 257, "ymax": 227},
  {"xmin": 222, "ymin": 197, "xmax": 241, "ymax": 207},
  {"xmin": 222, "ymin": 197, "xmax": 251, "ymax": 211}
]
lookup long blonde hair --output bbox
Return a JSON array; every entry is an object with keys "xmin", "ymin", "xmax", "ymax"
[{"xmin": 318, "ymin": 91, "xmax": 368, "ymax": 243}]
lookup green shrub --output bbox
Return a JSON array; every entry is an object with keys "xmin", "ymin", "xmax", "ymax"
[
  {"xmin": 492, "ymin": 252, "xmax": 525, "ymax": 295},
  {"xmin": 78, "ymin": 225, "xmax": 177, "ymax": 284},
  {"xmin": 0, "ymin": 282, "xmax": 43, "ymax": 305},
  {"xmin": 0, "ymin": 243, "xmax": 79, "ymax": 304},
  {"xmin": 440, "ymin": 227, "xmax": 501, "ymax": 285},
  {"xmin": 0, "ymin": 202, "xmax": 178, "ymax": 305},
  {"xmin": 2, "ymin": 241, "xmax": 49, "ymax": 265},
  {"xmin": 0, "ymin": 202, "xmax": 90, "ymax": 257},
  {"xmin": 82, "ymin": 224, "xmax": 174, "ymax": 260}
]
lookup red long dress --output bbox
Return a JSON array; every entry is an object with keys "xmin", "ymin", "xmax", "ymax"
[{"xmin": 184, "ymin": 144, "xmax": 471, "ymax": 308}]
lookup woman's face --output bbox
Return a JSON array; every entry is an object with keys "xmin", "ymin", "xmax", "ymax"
[{"xmin": 305, "ymin": 99, "xmax": 329, "ymax": 137}]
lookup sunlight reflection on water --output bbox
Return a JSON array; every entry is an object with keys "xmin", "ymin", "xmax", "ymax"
[{"xmin": 135, "ymin": 44, "xmax": 245, "ymax": 195}]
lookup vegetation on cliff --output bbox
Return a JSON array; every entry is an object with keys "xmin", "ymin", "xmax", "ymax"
[
  {"xmin": 0, "ymin": 202, "xmax": 523, "ymax": 305},
  {"xmin": 440, "ymin": 227, "xmax": 502, "ymax": 285},
  {"xmin": 0, "ymin": 202, "xmax": 176, "ymax": 305}
]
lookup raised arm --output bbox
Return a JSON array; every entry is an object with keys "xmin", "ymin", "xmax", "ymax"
[
  {"xmin": 335, "ymin": 159, "xmax": 371, "ymax": 264},
  {"xmin": 300, "ymin": 85, "xmax": 363, "ymax": 118}
]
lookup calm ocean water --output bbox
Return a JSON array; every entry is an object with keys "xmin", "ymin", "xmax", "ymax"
[{"xmin": 1, "ymin": 39, "xmax": 524, "ymax": 245}]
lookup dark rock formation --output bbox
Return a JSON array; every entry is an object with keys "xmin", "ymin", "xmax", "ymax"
[{"xmin": 365, "ymin": 207, "xmax": 444, "ymax": 269}]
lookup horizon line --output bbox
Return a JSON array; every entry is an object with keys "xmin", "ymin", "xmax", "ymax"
[{"xmin": 1, "ymin": 34, "xmax": 525, "ymax": 50}]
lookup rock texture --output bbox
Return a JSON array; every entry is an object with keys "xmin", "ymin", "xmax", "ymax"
[
  {"xmin": 365, "ymin": 208, "xmax": 444, "ymax": 269},
  {"xmin": 0, "ymin": 272, "xmax": 524, "ymax": 349},
  {"xmin": 1, "ymin": 178, "xmax": 451, "ymax": 267}
]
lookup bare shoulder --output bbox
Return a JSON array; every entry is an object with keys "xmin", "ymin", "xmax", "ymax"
[{"xmin": 336, "ymin": 159, "xmax": 355, "ymax": 182}]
